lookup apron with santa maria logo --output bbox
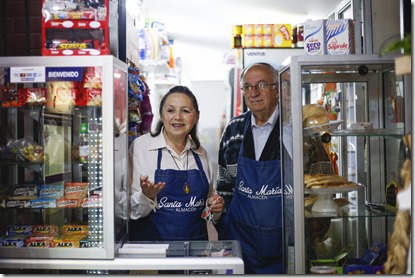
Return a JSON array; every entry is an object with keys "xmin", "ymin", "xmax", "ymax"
[
  {"xmin": 224, "ymin": 113, "xmax": 283, "ymax": 274},
  {"xmin": 134, "ymin": 148, "xmax": 209, "ymax": 241}
]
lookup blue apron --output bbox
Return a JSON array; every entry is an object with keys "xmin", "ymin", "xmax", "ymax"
[
  {"xmin": 133, "ymin": 148, "xmax": 209, "ymax": 241},
  {"xmin": 224, "ymin": 114, "xmax": 283, "ymax": 274}
]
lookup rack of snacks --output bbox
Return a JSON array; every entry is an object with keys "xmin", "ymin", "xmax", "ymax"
[
  {"xmin": 0, "ymin": 55, "xmax": 128, "ymax": 259},
  {"xmin": 41, "ymin": 0, "xmax": 110, "ymax": 56}
]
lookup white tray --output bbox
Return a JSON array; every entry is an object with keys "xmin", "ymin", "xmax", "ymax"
[{"xmin": 305, "ymin": 183, "xmax": 363, "ymax": 195}]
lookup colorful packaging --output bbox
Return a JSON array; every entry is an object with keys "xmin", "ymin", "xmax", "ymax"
[
  {"xmin": 56, "ymin": 198, "xmax": 80, "ymax": 208},
  {"xmin": 243, "ymin": 35, "xmax": 254, "ymax": 48},
  {"xmin": 253, "ymin": 35, "xmax": 264, "ymax": 48},
  {"xmin": 32, "ymin": 225, "xmax": 59, "ymax": 237},
  {"xmin": 263, "ymin": 24, "xmax": 273, "ymax": 36},
  {"xmin": 5, "ymin": 200, "xmax": 31, "ymax": 208},
  {"xmin": 325, "ymin": 19, "xmax": 355, "ymax": 55},
  {"xmin": 10, "ymin": 184, "xmax": 38, "ymax": 200},
  {"xmin": 243, "ymin": 24, "xmax": 255, "ymax": 36},
  {"xmin": 64, "ymin": 182, "xmax": 89, "ymax": 199},
  {"xmin": 7, "ymin": 225, "xmax": 33, "ymax": 236},
  {"xmin": 30, "ymin": 198, "xmax": 56, "ymax": 208},
  {"xmin": 18, "ymin": 88, "xmax": 47, "ymax": 106},
  {"xmin": 274, "ymin": 24, "xmax": 292, "ymax": 47},
  {"xmin": 253, "ymin": 24, "xmax": 264, "ymax": 36},
  {"xmin": 39, "ymin": 184, "xmax": 64, "ymax": 199},
  {"xmin": 304, "ymin": 20, "xmax": 327, "ymax": 55},
  {"xmin": 45, "ymin": 81, "xmax": 77, "ymax": 113},
  {"xmin": 25, "ymin": 236, "xmax": 54, "ymax": 248},
  {"xmin": 53, "ymin": 236, "xmax": 84, "ymax": 248},
  {"xmin": 61, "ymin": 224, "xmax": 89, "ymax": 237},
  {"xmin": 78, "ymin": 88, "xmax": 102, "ymax": 107},
  {"xmin": 0, "ymin": 235, "xmax": 27, "ymax": 248}
]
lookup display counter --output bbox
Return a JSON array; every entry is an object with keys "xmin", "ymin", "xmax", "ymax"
[{"xmin": 0, "ymin": 240, "xmax": 244, "ymax": 274}]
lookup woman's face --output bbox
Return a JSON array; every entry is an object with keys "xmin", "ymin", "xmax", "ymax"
[{"xmin": 161, "ymin": 92, "xmax": 199, "ymax": 142}]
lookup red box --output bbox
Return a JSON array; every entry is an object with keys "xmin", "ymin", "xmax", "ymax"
[{"xmin": 41, "ymin": 0, "xmax": 109, "ymax": 56}]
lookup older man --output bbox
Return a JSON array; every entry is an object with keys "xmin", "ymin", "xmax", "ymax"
[{"xmin": 215, "ymin": 62, "xmax": 285, "ymax": 274}]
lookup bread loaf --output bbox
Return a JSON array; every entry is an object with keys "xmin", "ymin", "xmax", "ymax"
[
  {"xmin": 302, "ymin": 104, "xmax": 328, "ymax": 127},
  {"xmin": 303, "ymin": 114, "xmax": 329, "ymax": 127}
]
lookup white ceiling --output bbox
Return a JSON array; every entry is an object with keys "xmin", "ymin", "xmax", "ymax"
[{"xmin": 140, "ymin": 0, "xmax": 345, "ymax": 81}]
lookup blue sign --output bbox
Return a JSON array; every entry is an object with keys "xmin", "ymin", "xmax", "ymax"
[{"xmin": 46, "ymin": 67, "xmax": 84, "ymax": 82}]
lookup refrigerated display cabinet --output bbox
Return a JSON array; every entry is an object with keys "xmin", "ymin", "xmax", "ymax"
[
  {"xmin": 0, "ymin": 55, "xmax": 129, "ymax": 259},
  {"xmin": 279, "ymin": 55, "xmax": 410, "ymax": 274}
]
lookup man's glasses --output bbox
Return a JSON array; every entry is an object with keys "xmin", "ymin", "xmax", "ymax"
[{"xmin": 241, "ymin": 82, "xmax": 276, "ymax": 93}]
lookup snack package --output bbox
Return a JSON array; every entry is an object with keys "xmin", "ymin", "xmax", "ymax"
[
  {"xmin": 46, "ymin": 81, "xmax": 77, "ymax": 113},
  {"xmin": 32, "ymin": 225, "xmax": 59, "ymax": 237},
  {"xmin": 64, "ymin": 182, "xmax": 88, "ymax": 200},
  {"xmin": 30, "ymin": 198, "xmax": 57, "ymax": 208},
  {"xmin": 0, "ymin": 87, "xmax": 19, "ymax": 107},
  {"xmin": 0, "ymin": 235, "xmax": 27, "ymax": 248},
  {"xmin": 7, "ymin": 225, "xmax": 33, "ymax": 236},
  {"xmin": 56, "ymin": 198, "xmax": 80, "ymax": 208},
  {"xmin": 18, "ymin": 88, "xmax": 47, "ymax": 106},
  {"xmin": 201, "ymin": 190, "xmax": 220, "ymax": 223},
  {"xmin": 53, "ymin": 236, "xmax": 85, "ymax": 248},
  {"xmin": 25, "ymin": 236, "xmax": 54, "ymax": 248},
  {"xmin": 61, "ymin": 224, "xmax": 89, "ymax": 237},
  {"xmin": 39, "ymin": 184, "xmax": 64, "ymax": 199},
  {"xmin": 9, "ymin": 184, "xmax": 38, "ymax": 200}
]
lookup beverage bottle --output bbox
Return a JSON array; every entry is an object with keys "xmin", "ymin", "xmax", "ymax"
[{"xmin": 79, "ymin": 123, "xmax": 89, "ymax": 163}]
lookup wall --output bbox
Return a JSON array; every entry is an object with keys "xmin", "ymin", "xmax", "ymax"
[{"xmin": 0, "ymin": 0, "xmax": 42, "ymax": 56}]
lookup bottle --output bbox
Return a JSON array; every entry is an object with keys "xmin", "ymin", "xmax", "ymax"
[{"xmin": 79, "ymin": 123, "xmax": 89, "ymax": 163}]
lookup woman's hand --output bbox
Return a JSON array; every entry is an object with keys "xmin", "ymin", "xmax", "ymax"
[
  {"xmin": 140, "ymin": 175, "xmax": 165, "ymax": 200},
  {"xmin": 207, "ymin": 195, "xmax": 224, "ymax": 214}
]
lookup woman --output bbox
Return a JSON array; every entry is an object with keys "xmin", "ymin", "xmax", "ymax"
[{"xmin": 128, "ymin": 85, "xmax": 224, "ymax": 241}]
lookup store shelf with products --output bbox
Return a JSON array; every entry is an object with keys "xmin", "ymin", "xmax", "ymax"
[
  {"xmin": 0, "ymin": 56, "xmax": 128, "ymax": 259},
  {"xmin": 279, "ymin": 54, "xmax": 409, "ymax": 274},
  {"xmin": 41, "ymin": 0, "xmax": 110, "ymax": 56}
]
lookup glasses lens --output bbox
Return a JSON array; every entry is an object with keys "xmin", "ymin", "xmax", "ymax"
[{"xmin": 257, "ymin": 82, "xmax": 267, "ymax": 90}]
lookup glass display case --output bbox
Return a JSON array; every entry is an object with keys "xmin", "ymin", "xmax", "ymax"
[
  {"xmin": 279, "ymin": 55, "xmax": 409, "ymax": 274},
  {"xmin": 0, "ymin": 240, "xmax": 244, "ymax": 274},
  {"xmin": 0, "ymin": 56, "xmax": 128, "ymax": 259}
]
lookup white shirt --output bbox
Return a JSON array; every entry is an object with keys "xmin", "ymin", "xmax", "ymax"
[
  {"xmin": 251, "ymin": 105, "xmax": 279, "ymax": 160},
  {"xmin": 128, "ymin": 129, "xmax": 216, "ymax": 219}
]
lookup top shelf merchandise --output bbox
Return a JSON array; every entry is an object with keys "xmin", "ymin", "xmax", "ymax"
[
  {"xmin": 279, "ymin": 54, "xmax": 410, "ymax": 274},
  {"xmin": 41, "ymin": 0, "xmax": 110, "ymax": 56}
]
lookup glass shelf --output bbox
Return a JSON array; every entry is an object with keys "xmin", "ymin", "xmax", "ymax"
[{"xmin": 331, "ymin": 128, "xmax": 405, "ymax": 137}]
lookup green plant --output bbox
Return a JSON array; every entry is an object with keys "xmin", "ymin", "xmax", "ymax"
[{"xmin": 380, "ymin": 34, "xmax": 411, "ymax": 56}]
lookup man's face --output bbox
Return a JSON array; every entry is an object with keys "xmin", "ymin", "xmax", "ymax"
[{"xmin": 242, "ymin": 65, "xmax": 279, "ymax": 115}]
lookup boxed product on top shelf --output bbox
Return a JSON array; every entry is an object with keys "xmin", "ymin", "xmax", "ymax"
[
  {"xmin": 41, "ymin": 0, "xmax": 109, "ymax": 56},
  {"xmin": 232, "ymin": 24, "xmax": 293, "ymax": 48},
  {"xmin": 42, "ymin": 0, "xmax": 107, "ymax": 22},
  {"xmin": 303, "ymin": 19, "xmax": 355, "ymax": 55}
]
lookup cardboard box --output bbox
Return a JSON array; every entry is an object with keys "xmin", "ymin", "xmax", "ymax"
[
  {"xmin": 325, "ymin": 19, "xmax": 355, "ymax": 55},
  {"xmin": 304, "ymin": 20, "xmax": 327, "ymax": 55},
  {"xmin": 274, "ymin": 24, "xmax": 292, "ymax": 47}
]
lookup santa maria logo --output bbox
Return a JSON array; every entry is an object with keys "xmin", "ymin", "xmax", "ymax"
[
  {"xmin": 238, "ymin": 181, "xmax": 293, "ymax": 199},
  {"xmin": 158, "ymin": 196, "xmax": 205, "ymax": 212}
]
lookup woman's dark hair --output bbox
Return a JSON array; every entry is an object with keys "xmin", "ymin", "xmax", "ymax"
[{"xmin": 150, "ymin": 85, "xmax": 201, "ymax": 149}]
